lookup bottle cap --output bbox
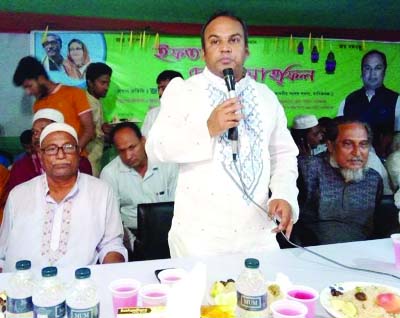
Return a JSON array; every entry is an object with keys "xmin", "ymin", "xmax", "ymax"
[
  {"xmin": 244, "ymin": 258, "xmax": 260, "ymax": 269},
  {"xmin": 42, "ymin": 266, "xmax": 57, "ymax": 277},
  {"xmin": 75, "ymin": 267, "xmax": 91, "ymax": 279},
  {"xmin": 15, "ymin": 259, "xmax": 31, "ymax": 271},
  {"xmin": 15, "ymin": 260, "xmax": 31, "ymax": 270}
]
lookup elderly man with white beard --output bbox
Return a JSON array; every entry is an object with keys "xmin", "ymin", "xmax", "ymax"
[{"xmin": 293, "ymin": 117, "xmax": 383, "ymax": 246}]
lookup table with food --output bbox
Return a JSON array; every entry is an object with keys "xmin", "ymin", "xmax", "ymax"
[{"xmin": 0, "ymin": 238, "xmax": 399, "ymax": 317}]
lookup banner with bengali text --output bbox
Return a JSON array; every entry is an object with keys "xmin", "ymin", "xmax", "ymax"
[{"xmin": 32, "ymin": 31, "xmax": 400, "ymax": 127}]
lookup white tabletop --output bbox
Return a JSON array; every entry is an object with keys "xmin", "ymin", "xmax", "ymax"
[{"xmin": 1, "ymin": 238, "xmax": 399, "ymax": 317}]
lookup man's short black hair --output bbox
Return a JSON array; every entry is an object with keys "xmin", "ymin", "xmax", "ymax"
[
  {"xmin": 20, "ymin": 129, "xmax": 33, "ymax": 145},
  {"xmin": 13, "ymin": 56, "xmax": 49, "ymax": 86},
  {"xmin": 156, "ymin": 70, "xmax": 183, "ymax": 84},
  {"xmin": 110, "ymin": 121, "xmax": 142, "ymax": 144},
  {"xmin": 86, "ymin": 62, "xmax": 112, "ymax": 85},
  {"xmin": 201, "ymin": 10, "xmax": 249, "ymax": 50},
  {"xmin": 361, "ymin": 49, "xmax": 387, "ymax": 72}
]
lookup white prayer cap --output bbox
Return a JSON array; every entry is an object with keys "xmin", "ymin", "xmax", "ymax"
[
  {"xmin": 293, "ymin": 114, "xmax": 319, "ymax": 130},
  {"xmin": 33, "ymin": 108, "xmax": 64, "ymax": 124},
  {"xmin": 40, "ymin": 123, "xmax": 78, "ymax": 146}
]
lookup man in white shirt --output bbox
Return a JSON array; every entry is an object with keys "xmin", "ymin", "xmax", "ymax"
[
  {"xmin": 141, "ymin": 70, "xmax": 183, "ymax": 137},
  {"xmin": 146, "ymin": 11, "xmax": 299, "ymax": 257},
  {"xmin": 100, "ymin": 122, "xmax": 178, "ymax": 258},
  {"xmin": 0, "ymin": 123, "xmax": 126, "ymax": 272}
]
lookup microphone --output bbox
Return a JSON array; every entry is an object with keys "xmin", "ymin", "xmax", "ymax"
[{"xmin": 223, "ymin": 68, "xmax": 239, "ymax": 161}]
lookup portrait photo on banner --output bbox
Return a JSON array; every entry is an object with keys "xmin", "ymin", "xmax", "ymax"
[{"xmin": 31, "ymin": 31, "xmax": 106, "ymax": 88}]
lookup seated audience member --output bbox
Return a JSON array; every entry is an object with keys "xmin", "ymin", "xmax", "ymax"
[
  {"xmin": 318, "ymin": 117, "xmax": 334, "ymax": 144},
  {"xmin": 100, "ymin": 122, "xmax": 178, "ymax": 257},
  {"xmin": 386, "ymin": 150, "xmax": 400, "ymax": 208},
  {"xmin": 291, "ymin": 114, "xmax": 325, "ymax": 156},
  {"xmin": 141, "ymin": 70, "xmax": 183, "ymax": 137},
  {"xmin": 0, "ymin": 154, "xmax": 10, "ymax": 169},
  {"xmin": 0, "ymin": 165, "xmax": 9, "ymax": 223},
  {"xmin": 294, "ymin": 118, "xmax": 383, "ymax": 246},
  {"xmin": 6, "ymin": 109, "xmax": 92, "ymax": 194},
  {"xmin": 0, "ymin": 123, "xmax": 126, "ymax": 272},
  {"xmin": 14, "ymin": 129, "xmax": 33, "ymax": 161}
]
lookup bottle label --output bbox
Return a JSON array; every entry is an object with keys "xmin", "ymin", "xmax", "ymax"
[
  {"xmin": 237, "ymin": 291, "xmax": 267, "ymax": 311},
  {"xmin": 7, "ymin": 295, "xmax": 33, "ymax": 314},
  {"xmin": 66, "ymin": 303, "xmax": 100, "ymax": 318},
  {"xmin": 34, "ymin": 301, "xmax": 66, "ymax": 318}
]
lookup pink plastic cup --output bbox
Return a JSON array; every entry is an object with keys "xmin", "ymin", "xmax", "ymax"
[
  {"xmin": 109, "ymin": 278, "xmax": 141, "ymax": 316},
  {"xmin": 286, "ymin": 285, "xmax": 318, "ymax": 318},
  {"xmin": 271, "ymin": 299, "xmax": 308, "ymax": 318},
  {"xmin": 139, "ymin": 283, "xmax": 169, "ymax": 307},
  {"xmin": 391, "ymin": 233, "xmax": 400, "ymax": 269},
  {"xmin": 157, "ymin": 268, "xmax": 187, "ymax": 287}
]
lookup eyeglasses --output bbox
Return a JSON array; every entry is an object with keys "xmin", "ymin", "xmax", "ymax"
[{"xmin": 41, "ymin": 143, "xmax": 78, "ymax": 156}]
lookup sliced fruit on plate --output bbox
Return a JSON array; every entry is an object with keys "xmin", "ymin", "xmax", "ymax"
[
  {"xmin": 330, "ymin": 299, "xmax": 358, "ymax": 317},
  {"xmin": 376, "ymin": 293, "xmax": 400, "ymax": 314}
]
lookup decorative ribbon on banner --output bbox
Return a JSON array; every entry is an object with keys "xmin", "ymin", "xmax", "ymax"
[
  {"xmin": 320, "ymin": 35, "xmax": 324, "ymax": 51},
  {"xmin": 153, "ymin": 33, "xmax": 160, "ymax": 50},
  {"xmin": 289, "ymin": 34, "xmax": 293, "ymax": 52},
  {"xmin": 129, "ymin": 31, "xmax": 133, "ymax": 48},
  {"xmin": 308, "ymin": 32, "xmax": 312, "ymax": 50},
  {"xmin": 41, "ymin": 25, "xmax": 49, "ymax": 44},
  {"xmin": 143, "ymin": 30, "xmax": 146, "ymax": 49},
  {"xmin": 362, "ymin": 40, "xmax": 366, "ymax": 50},
  {"xmin": 120, "ymin": 32, "xmax": 124, "ymax": 51}
]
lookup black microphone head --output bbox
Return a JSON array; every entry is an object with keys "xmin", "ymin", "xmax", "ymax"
[
  {"xmin": 223, "ymin": 68, "xmax": 234, "ymax": 77},
  {"xmin": 223, "ymin": 68, "xmax": 235, "ymax": 91}
]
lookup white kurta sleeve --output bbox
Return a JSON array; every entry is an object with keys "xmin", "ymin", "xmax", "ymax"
[
  {"xmin": 100, "ymin": 166, "xmax": 121, "ymax": 210},
  {"xmin": 146, "ymin": 78, "xmax": 214, "ymax": 164},
  {"xmin": 96, "ymin": 186, "xmax": 127, "ymax": 262},
  {"xmin": 267, "ymin": 100, "xmax": 300, "ymax": 222}
]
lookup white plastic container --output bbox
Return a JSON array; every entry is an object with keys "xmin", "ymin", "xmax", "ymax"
[
  {"xmin": 32, "ymin": 266, "xmax": 66, "ymax": 318},
  {"xmin": 236, "ymin": 258, "xmax": 268, "ymax": 318},
  {"xmin": 6, "ymin": 260, "xmax": 34, "ymax": 318},
  {"xmin": 66, "ymin": 267, "xmax": 99, "ymax": 318}
]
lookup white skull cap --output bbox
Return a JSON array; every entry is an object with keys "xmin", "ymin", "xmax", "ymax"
[
  {"xmin": 40, "ymin": 122, "xmax": 78, "ymax": 147},
  {"xmin": 293, "ymin": 114, "xmax": 319, "ymax": 130},
  {"xmin": 32, "ymin": 108, "xmax": 64, "ymax": 124}
]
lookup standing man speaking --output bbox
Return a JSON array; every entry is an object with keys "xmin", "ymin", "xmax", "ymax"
[{"xmin": 146, "ymin": 11, "xmax": 299, "ymax": 257}]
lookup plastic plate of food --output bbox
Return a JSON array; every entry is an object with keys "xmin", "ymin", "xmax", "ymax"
[{"xmin": 320, "ymin": 281, "xmax": 400, "ymax": 318}]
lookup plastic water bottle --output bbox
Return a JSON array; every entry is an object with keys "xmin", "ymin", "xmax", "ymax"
[
  {"xmin": 66, "ymin": 268, "xmax": 100, "ymax": 318},
  {"xmin": 236, "ymin": 258, "xmax": 268, "ymax": 318},
  {"xmin": 33, "ymin": 266, "xmax": 66, "ymax": 318},
  {"xmin": 6, "ymin": 260, "xmax": 34, "ymax": 318}
]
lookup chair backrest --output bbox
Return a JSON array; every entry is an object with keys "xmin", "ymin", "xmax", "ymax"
[{"xmin": 136, "ymin": 201, "xmax": 174, "ymax": 260}]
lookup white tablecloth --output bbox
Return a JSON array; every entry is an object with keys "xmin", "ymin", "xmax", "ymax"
[{"xmin": 1, "ymin": 238, "xmax": 399, "ymax": 317}]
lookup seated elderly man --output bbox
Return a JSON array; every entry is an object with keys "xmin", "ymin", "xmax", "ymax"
[
  {"xmin": 291, "ymin": 114, "xmax": 325, "ymax": 156},
  {"xmin": 6, "ymin": 108, "xmax": 92, "ymax": 194},
  {"xmin": 294, "ymin": 117, "xmax": 383, "ymax": 246},
  {"xmin": 0, "ymin": 123, "xmax": 126, "ymax": 272},
  {"xmin": 100, "ymin": 122, "xmax": 178, "ymax": 258}
]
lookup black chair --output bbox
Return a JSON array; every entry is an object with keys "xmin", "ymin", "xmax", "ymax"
[
  {"xmin": 374, "ymin": 195, "xmax": 400, "ymax": 238},
  {"xmin": 135, "ymin": 202, "xmax": 174, "ymax": 260}
]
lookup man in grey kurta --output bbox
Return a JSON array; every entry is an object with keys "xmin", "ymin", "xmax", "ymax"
[{"xmin": 295, "ymin": 118, "xmax": 383, "ymax": 246}]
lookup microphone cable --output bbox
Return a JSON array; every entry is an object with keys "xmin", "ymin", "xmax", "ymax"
[{"xmin": 232, "ymin": 160, "xmax": 400, "ymax": 281}]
